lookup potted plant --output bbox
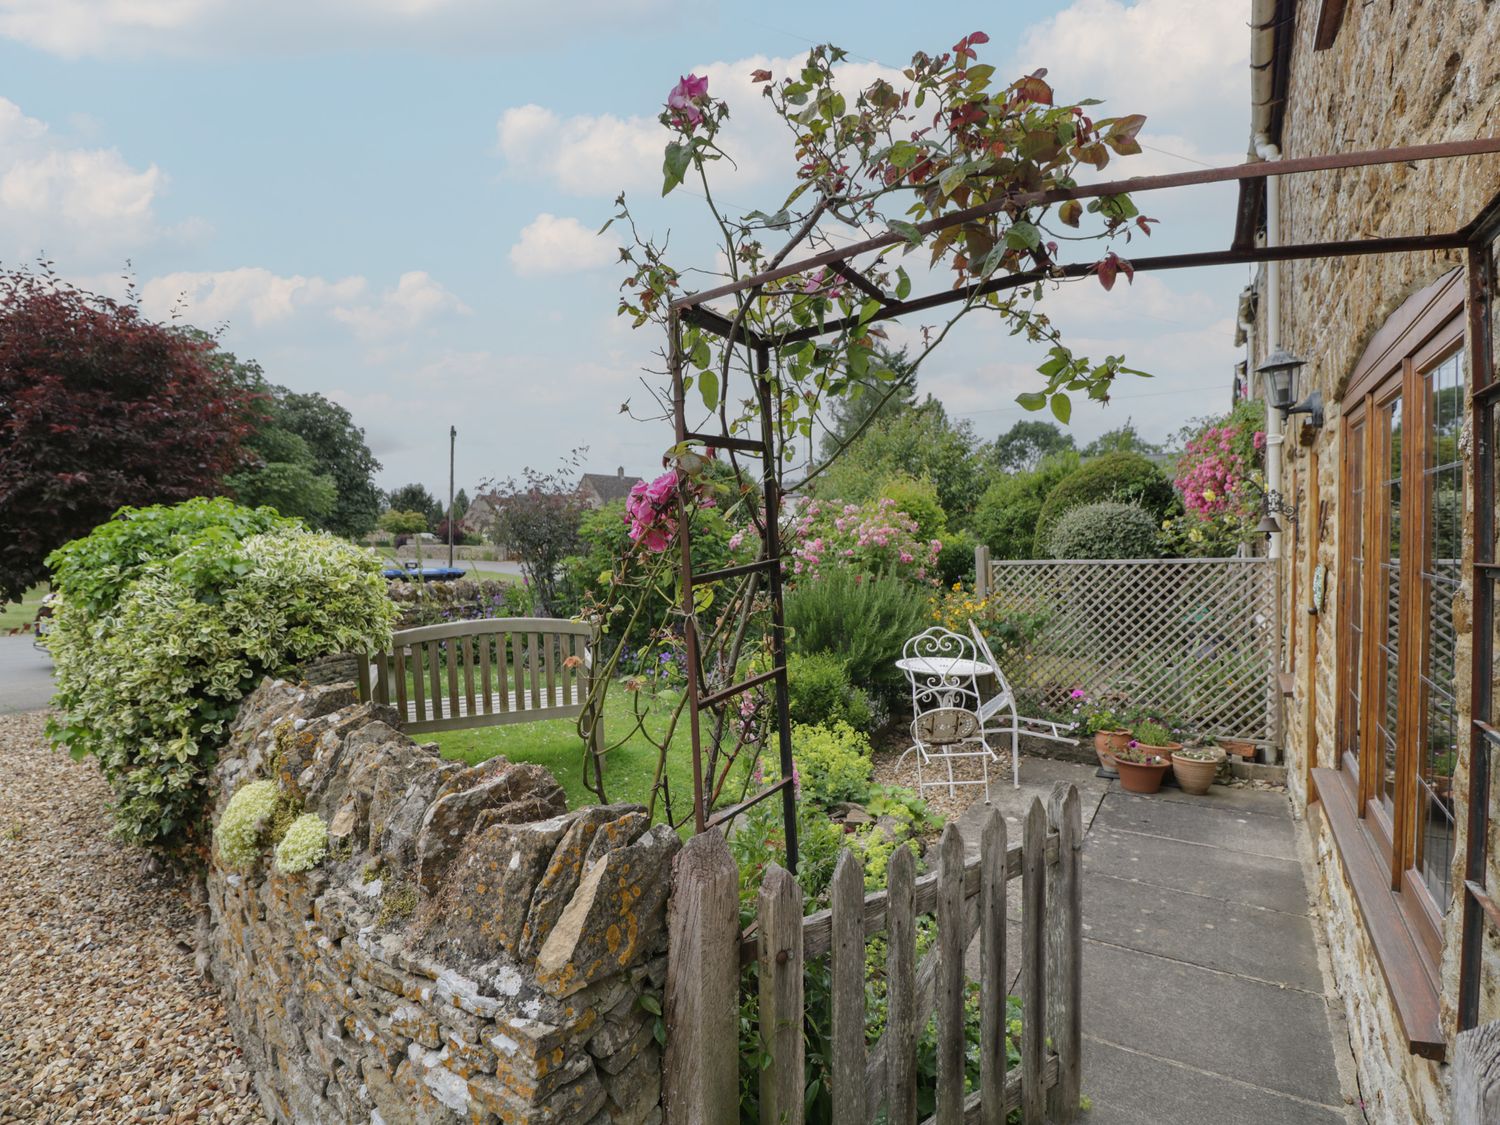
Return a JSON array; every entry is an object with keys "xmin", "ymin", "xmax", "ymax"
[
  {"xmin": 1171, "ymin": 746, "xmax": 1225, "ymax": 796},
  {"xmin": 1218, "ymin": 737, "xmax": 1258, "ymax": 761},
  {"xmin": 1430, "ymin": 748, "xmax": 1457, "ymax": 800},
  {"xmin": 1112, "ymin": 740, "xmax": 1172, "ymax": 794},
  {"xmin": 1074, "ymin": 693, "xmax": 1133, "ymax": 767}
]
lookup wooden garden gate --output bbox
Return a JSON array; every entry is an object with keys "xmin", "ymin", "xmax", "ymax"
[{"xmin": 663, "ymin": 784, "xmax": 1083, "ymax": 1125}]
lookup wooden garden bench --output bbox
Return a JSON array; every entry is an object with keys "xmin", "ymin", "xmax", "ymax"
[{"xmin": 356, "ymin": 617, "xmax": 598, "ymax": 737}]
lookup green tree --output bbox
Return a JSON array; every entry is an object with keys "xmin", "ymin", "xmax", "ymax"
[
  {"xmin": 386, "ymin": 484, "xmax": 442, "ymax": 530},
  {"xmin": 971, "ymin": 452, "xmax": 1080, "ymax": 559},
  {"xmin": 814, "ymin": 397, "xmax": 981, "ymax": 521},
  {"xmin": 451, "ymin": 487, "xmax": 470, "ymax": 524},
  {"xmin": 987, "ymin": 419, "xmax": 1076, "ymax": 473},
  {"xmin": 379, "ymin": 509, "xmax": 430, "ymax": 565},
  {"xmin": 1033, "ymin": 450, "xmax": 1178, "ymax": 555},
  {"xmin": 276, "ymin": 390, "xmax": 383, "ymax": 538},
  {"xmin": 819, "ymin": 345, "xmax": 919, "ymax": 457},
  {"xmin": 197, "ymin": 336, "xmax": 383, "ymax": 537},
  {"xmin": 1081, "ymin": 418, "xmax": 1161, "ymax": 458}
]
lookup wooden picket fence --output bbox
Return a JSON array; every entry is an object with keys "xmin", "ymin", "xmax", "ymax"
[{"xmin": 664, "ymin": 783, "xmax": 1083, "ymax": 1125}]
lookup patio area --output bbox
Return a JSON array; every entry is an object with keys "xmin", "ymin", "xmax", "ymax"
[{"xmin": 953, "ymin": 758, "xmax": 1365, "ymax": 1124}]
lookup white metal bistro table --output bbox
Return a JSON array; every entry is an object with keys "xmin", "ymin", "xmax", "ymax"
[{"xmin": 894, "ymin": 655, "xmax": 991, "ymax": 679}]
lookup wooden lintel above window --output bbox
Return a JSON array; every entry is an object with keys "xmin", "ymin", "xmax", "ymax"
[{"xmin": 1314, "ymin": 0, "xmax": 1349, "ymax": 51}]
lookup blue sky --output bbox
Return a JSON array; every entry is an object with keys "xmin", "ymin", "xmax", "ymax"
[{"xmin": 0, "ymin": 0, "xmax": 1254, "ymax": 496}]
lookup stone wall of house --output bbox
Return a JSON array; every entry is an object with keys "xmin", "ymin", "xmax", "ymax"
[
  {"xmin": 1251, "ymin": 3, "xmax": 1500, "ymax": 1121},
  {"xmin": 205, "ymin": 677, "xmax": 676, "ymax": 1125}
]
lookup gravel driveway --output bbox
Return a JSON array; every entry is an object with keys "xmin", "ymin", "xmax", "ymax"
[{"xmin": 0, "ymin": 711, "xmax": 267, "ymax": 1123}]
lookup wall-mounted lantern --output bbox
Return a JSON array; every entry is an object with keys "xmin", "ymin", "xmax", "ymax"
[{"xmin": 1256, "ymin": 349, "xmax": 1324, "ymax": 429}]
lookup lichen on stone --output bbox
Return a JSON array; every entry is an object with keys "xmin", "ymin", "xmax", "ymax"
[
  {"xmin": 377, "ymin": 879, "xmax": 418, "ymax": 926},
  {"xmin": 273, "ymin": 813, "xmax": 329, "ymax": 874},
  {"xmin": 215, "ymin": 780, "xmax": 279, "ymax": 869},
  {"xmin": 267, "ymin": 793, "xmax": 302, "ymax": 845}
]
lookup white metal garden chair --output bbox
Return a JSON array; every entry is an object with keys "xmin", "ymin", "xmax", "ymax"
[
  {"xmin": 896, "ymin": 626, "xmax": 1000, "ymax": 801},
  {"xmin": 967, "ymin": 619, "xmax": 1079, "ymax": 786}
]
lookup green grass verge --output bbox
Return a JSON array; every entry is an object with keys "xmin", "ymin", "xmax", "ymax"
[
  {"xmin": 429, "ymin": 687, "xmax": 730, "ymax": 826},
  {"xmin": 0, "ymin": 583, "xmax": 50, "ymax": 631}
]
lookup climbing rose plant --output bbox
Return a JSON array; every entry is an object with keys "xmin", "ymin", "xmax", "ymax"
[{"xmin": 577, "ymin": 31, "xmax": 1155, "ymax": 820}]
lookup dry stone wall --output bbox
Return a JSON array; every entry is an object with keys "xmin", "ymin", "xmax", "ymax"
[{"xmin": 206, "ymin": 677, "xmax": 676, "ymax": 1125}]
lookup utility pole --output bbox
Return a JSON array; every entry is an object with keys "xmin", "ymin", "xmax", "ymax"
[{"xmin": 447, "ymin": 426, "xmax": 456, "ymax": 569}]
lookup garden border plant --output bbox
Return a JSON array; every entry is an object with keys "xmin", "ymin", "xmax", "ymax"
[{"xmin": 45, "ymin": 496, "xmax": 398, "ymax": 858}]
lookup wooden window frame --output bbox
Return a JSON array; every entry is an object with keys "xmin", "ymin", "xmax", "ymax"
[{"xmin": 1319, "ymin": 270, "xmax": 1466, "ymax": 1058}]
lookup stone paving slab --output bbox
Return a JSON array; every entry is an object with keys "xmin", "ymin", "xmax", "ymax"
[
  {"xmin": 1081, "ymin": 1037, "xmax": 1353, "ymax": 1124},
  {"xmin": 1082, "ymin": 871, "xmax": 1325, "ymax": 992},
  {"xmin": 1082, "ymin": 918, "xmax": 1344, "ymax": 1105},
  {"xmin": 1083, "ymin": 823, "xmax": 1311, "ymax": 914},
  {"xmin": 1140, "ymin": 781, "xmax": 1295, "ymax": 819},
  {"xmin": 1091, "ymin": 790, "xmax": 1299, "ymax": 860}
]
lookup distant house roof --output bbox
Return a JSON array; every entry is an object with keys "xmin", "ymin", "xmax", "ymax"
[{"xmin": 579, "ymin": 468, "xmax": 641, "ymax": 507}]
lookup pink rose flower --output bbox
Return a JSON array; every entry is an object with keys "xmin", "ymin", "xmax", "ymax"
[{"xmin": 668, "ymin": 74, "xmax": 709, "ymax": 128}]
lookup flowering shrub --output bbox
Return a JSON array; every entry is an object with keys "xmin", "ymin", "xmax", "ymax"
[
  {"xmin": 1168, "ymin": 402, "xmax": 1265, "ymax": 555},
  {"xmin": 47, "ymin": 500, "xmax": 398, "ymax": 856},
  {"xmin": 786, "ymin": 497, "xmax": 940, "ymax": 584},
  {"xmin": 274, "ymin": 813, "xmax": 329, "ymax": 874},
  {"xmin": 928, "ymin": 583, "xmax": 1048, "ymax": 654},
  {"xmin": 215, "ymin": 780, "xmax": 279, "ymax": 869}
]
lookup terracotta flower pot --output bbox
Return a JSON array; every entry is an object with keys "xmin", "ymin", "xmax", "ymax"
[
  {"xmin": 1219, "ymin": 738, "xmax": 1257, "ymax": 761},
  {"xmin": 1093, "ymin": 729, "xmax": 1132, "ymax": 768},
  {"xmin": 1171, "ymin": 750, "xmax": 1224, "ymax": 796},
  {"xmin": 1114, "ymin": 754, "xmax": 1172, "ymax": 794}
]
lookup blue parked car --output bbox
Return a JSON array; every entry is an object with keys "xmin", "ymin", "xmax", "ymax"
[{"xmin": 382, "ymin": 562, "xmax": 466, "ymax": 582}]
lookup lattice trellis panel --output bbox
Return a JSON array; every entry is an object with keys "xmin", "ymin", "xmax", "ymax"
[{"xmin": 986, "ymin": 557, "xmax": 1278, "ymax": 741}]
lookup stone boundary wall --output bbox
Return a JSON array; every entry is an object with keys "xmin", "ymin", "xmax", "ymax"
[{"xmin": 205, "ymin": 677, "xmax": 676, "ymax": 1125}]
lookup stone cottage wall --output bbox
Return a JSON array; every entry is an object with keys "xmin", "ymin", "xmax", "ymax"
[
  {"xmin": 1253, "ymin": 3, "xmax": 1500, "ymax": 1122},
  {"xmin": 205, "ymin": 677, "xmax": 676, "ymax": 1125}
]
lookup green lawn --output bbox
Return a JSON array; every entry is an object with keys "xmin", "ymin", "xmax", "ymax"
[
  {"xmin": 429, "ymin": 687, "xmax": 732, "ymax": 826},
  {"xmin": 0, "ymin": 583, "xmax": 49, "ymax": 632}
]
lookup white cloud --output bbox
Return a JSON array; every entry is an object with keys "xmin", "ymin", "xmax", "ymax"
[
  {"xmin": 331, "ymin": 270, "xmax": 470, "ymax": 339},
  {"xmin": 138, "ymin": 265, "xmax": 466, "ymax": 337},
  {"xmin": 140, "ymin": 267, "xmax": 364, "ymax": 326},
  {"xmin": 496, "ymin": 54, "xmax": 910, "ymax": 200},
  {"xmin": 498, "ymin": 105, "xmax": 662, "ymax": 197},
  {"xmin": 1010, "ymin": 0, "xmax": 1248, "ymax": 148},
  {"xmin": 509, "ymin": 213, "xmax": 616, "ymax": 277},
  {"xmin": 0, "ymin": 0, "xmax": 675, "ymax": 58},
  {"xmin": 0, "ymin": 96, "xmax": 166, "ymax": 262}
]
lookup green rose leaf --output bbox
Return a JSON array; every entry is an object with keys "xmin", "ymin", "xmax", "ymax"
[
  {"xmin": 662, "ymin": 142, "xmax": 693, "ymax": 196},
  {"xmin": 1005, "ymin": 221, "xmax": 1041, "ymax": 251}
]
